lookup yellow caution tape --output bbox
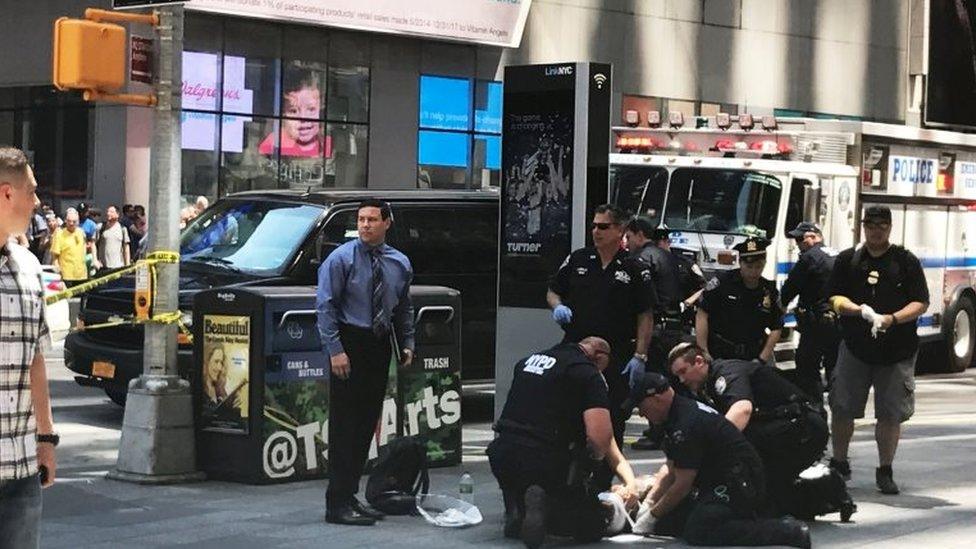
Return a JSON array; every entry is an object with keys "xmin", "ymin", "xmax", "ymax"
[{"xmin": 46, "ymin": 250, "xmax": 193, "ymax": 343}]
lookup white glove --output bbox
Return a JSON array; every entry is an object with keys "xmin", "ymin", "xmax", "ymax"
[
  {"xmin": 860, "ymin": 304, "xmax": 878, "ymax": 322},
  {"xmin": 632, "ymin": 502, "xmax": 657, "ymax": 535},
  {"xmin": 861, "ymin": 305, "xmax": 885, "ymax": 338}
]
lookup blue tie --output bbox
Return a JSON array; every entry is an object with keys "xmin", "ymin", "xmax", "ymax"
[{"xmin": 370, "ymin": 247, "xmax": 386, "ymax": 336}]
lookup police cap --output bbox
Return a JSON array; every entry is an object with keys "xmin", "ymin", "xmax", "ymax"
[
  {"xmin": 622, "ymin": 371, "xmax": 671, "ymax": 410},
  {"xmin": 650, "ymin": 224, "xmax": 671, "ymax": 242},
  {"xmin": 862, "ymin": 205, "xmax": 892, "ymax": 224},
  {"xmin": 786, "ymin": 221, "xmax": 821, "ymax": 239},
  {"xmin": 733, "ymin": 236, "xmax": 771, "ymax": 260},
  {"xmin": 625, "ymin": 216, "xmax": 656, "ymax": 239}
]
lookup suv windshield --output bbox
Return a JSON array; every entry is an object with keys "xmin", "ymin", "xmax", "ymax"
[
  {"xmin": 664, "ymin": 168, "xmax": 782, "ymax": 237},
  {"xmin": 181, "ymin": 200, "xmax": 323, "ymax": 275}
]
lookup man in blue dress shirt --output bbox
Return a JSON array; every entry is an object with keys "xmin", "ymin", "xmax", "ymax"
[{"xmin": 316, "ymin": 199, "xmax": 415, "ymax": 526}]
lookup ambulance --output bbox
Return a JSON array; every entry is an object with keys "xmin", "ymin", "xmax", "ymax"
[{"xmin": 609, "ymin": 114, "xmax": 976, "ymax": 372}]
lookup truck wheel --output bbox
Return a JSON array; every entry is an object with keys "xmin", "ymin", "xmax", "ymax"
[
  {"xmin": 945, "ymin": 298, "xmax": 976, "ymax": 373},
  {"xmin": 104, "ymin": 385, "xmax": 128, "ymax": 406}
]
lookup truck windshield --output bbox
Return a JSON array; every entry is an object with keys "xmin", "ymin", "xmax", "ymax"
[
  {"xmin": 664, "ymin": 168, "xmax": 782, "ymax": 237},
  {"xmin": 610, "ymin": 166, "xmax": 669, "ymax": 223},
  {"xmin": 181, "ymin": 200, "xmax": 323, "ymax": 274}
]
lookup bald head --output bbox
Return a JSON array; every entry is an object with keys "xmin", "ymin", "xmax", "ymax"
[{"xmin": 578, "ymin": 336, "xmax": 611, "ymax": 371}]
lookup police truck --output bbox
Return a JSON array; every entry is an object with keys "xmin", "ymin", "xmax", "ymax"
[{"xmin": 610, "ymin": 115, "xmax": 976, "ymax": 372}]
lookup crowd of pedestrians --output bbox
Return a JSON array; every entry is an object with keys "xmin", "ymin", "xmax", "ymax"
[{"xmin": 15, "ymin": 195, "xmax": 210, "ymax": 286}]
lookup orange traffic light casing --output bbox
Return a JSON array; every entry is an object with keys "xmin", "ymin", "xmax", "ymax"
[{"xmin": 53, "ymin": 17, "xmax": 126, "ymax": 92}]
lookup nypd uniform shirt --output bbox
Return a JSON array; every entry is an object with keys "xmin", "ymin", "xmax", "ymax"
[
  {"xmin": 780, "ymin": 242, "xmax": 837, "ymax": 311},
  {"xmin": 496, "ymin": 342, "xmax": 610, "ymax": 452},
  {"xmin": 704, "ymin": 359, "xmax": 805, "ymax": 414},
  {"xmin": 663, "ymin": 395, "xmax": 760, "ymax": 492},
  {"xmin": 700, "ymin": 270, "xmax": 785, "ymax": 349},
  {"xmin": 635, "ymin": 244, "xmax": 704, "ymax": 316},
  {"xmin": 827, "ymin": 245, "xmax": 928, "ymax": 364},
  {"xmin": 550, "ymin": 247, "xmax": 655, "ymax": 348}
]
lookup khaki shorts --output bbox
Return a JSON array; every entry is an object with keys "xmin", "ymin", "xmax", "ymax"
[{"xmin": 828, "ymin": 342, "xmax": 916, "ymax": 423}]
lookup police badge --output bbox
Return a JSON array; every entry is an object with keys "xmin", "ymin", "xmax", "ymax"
[{"xmin": 715, "ymin": 376, "xmax": 727, "ymax": 395}]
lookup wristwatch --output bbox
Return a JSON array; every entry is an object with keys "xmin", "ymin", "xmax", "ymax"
[
  {"xmin": 633, "ymin": 353, "xmax": 648, "ymax": 362},
  {"xmin": 37, "ymin": 433, "xmax": 60, "ymax": 447}
]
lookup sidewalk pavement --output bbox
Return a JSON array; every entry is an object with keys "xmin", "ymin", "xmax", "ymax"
[{"xmin": 40, "ymin": 341, "xmax": 976, "ymax": 547}]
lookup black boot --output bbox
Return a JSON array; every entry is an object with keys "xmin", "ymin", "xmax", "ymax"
[
  {"xmin": 769, "ymin": 517, "xmax": 811, "ymax": 549},
  {"xmin": 521, "ymin": 485, "xmax": 547, "ymax": 549},
  {"xmin": 876, "ymin": 465, "xmax": 899, "ymax": 495},
  {"xmin": 502, "ymin": 489, "xmax": 523, "ymax": 539}
]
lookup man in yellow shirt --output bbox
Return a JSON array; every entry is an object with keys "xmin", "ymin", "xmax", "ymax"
[{"xmin": 51, "ymin": 208, "xmax": 88, "ymax": 286}]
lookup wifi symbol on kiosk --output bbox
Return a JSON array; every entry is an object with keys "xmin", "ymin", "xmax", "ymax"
[{"xmin": 593, "ymin": 73, "xmax": 607, "ymax": 89}]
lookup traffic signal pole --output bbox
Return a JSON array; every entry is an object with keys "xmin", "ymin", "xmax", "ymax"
[{"xmin": 109, "ymin": 4, "xmax": 203, "ymax": 484}]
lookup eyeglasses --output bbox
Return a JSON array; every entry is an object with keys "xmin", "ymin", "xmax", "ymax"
[{"xmin": 592, "ymin": 222, "xmax": 615, "ymax": 230}]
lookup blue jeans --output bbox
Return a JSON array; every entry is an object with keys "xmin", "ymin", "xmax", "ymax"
[{"xmin": 0, "ymin": 475, "xmax": 42, "ymax": 548}]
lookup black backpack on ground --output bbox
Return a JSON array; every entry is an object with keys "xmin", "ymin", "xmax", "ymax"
[
  {"xmin": 791, "ymin": 466, "xmax": 857, "ymax": 522},
  {"xmin": 365, "ymin": 436, "xmax": 430, "ymax": 515}
]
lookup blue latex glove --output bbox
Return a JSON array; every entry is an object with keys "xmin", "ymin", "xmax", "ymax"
[
  {"xmin": 552, "ymin": 304, "xmax": 573, "ymax": 325},
  {"xmin": 623, "ymin": 356, "xmax": 646, "ymax": 389}
]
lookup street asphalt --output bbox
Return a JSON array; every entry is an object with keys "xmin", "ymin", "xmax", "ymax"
[{"xmin": 40, "ymin": 338, "xmax": 976, "ymax": 548}]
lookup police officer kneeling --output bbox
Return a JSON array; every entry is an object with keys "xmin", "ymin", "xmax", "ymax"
[
  {"xmin": 625, "ymin": 372, "xmax": 810, "ymax": 548},
  {"xmin": 488, "ymin": 337, "xmax": 639, "ymax": 549},
  {"xmin": 669, "ymin": 343, "xmax": 854, "ymax": 521}
]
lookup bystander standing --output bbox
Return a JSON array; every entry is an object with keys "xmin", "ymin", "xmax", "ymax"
[{"xmin": 0, "ymin": 147, "xmax": 58, "ymax": 548}]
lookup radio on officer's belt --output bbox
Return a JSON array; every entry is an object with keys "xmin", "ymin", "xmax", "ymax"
[{"xmin": 134, "ymin": 263, "xmax": 152, "ymax": 320}]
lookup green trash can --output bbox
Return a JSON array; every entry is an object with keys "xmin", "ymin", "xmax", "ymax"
[{"xmin": 397, "ymin": 286, "xmax": 463, "ymax": 467}]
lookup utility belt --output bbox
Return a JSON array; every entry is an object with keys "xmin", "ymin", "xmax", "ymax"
[
  {"xmin": 710, "ymin": 332, "xmax": 762, "ymax": 360},
  {"xmin": 655, "ymin": 314, "xmax": 689, "ymax": 333},
  {"xmin": 752, "ymin": 400, "xmax": 818, "ymax": 422},
  {"xmin": 493, "ymin": 418, "xmax": 560, "ymax": 451},
  {"xmin": 795, "ymin": 306, "xmax": 838, "ymax": 330}
]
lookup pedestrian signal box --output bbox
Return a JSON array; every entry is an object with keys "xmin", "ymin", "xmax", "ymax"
[{"xmin": 52, "ymin": 17, "xmax": 126, "ymax": 92}]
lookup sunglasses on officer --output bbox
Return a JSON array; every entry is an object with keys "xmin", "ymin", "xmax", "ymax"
[{"xmin": 592, "ymin": 222, "xmax": 616, "ymax": 230}]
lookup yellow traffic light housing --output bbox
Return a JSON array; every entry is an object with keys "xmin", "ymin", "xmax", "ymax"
[{"xmin": 52, "ymin": 17, "xmax": 127, "ymax": 92}]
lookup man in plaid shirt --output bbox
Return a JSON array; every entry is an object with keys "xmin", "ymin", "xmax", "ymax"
[{"xmin": 0, "ymin": 147, "xmax": 56, "ymax": 548}]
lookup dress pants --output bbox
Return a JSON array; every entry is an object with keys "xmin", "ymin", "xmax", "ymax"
[{"xmin": 326, "ymin": 324, "xmax": 391, "ymax": 510}]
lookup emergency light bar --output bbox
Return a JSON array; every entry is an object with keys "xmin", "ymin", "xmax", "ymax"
[
  {"xmin": 738, "ymin": 113, "xmax": 754, "ymax": 130},
  {"xmin": 716, "ymin": 113, "xmax": 731, "ymax": 130},
  {"xmin": 625, "ymin": 109, "xmax": 639, "ymax": 127},
  {"xmin": 668, "ymin": 111, "xmax": 685, "ymax": 129},
  {"xmin": 647, "ymin": 111, "xmax": 661, "ymax": 128},
  {"xmin": 761, "ymin": 115, "xmax": 778, "ymax": 131}
]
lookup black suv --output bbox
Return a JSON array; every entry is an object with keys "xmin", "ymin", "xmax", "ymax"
[{"xmin": 65, "ymin": 189, "xmax": 499, "ymax": 404}]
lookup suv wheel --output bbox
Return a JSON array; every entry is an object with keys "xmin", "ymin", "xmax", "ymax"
[{"xmin": 104, "ymin": 385, "xmax": 128, "ymax": 406}]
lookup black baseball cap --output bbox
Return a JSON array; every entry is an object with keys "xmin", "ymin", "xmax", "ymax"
[
  {"xmin": 862, "ymin": 205, "xmax": 892, "ymax": 224},
  {"xmin": 786, "ymin": 221, "xmax": 822, "ymax": 239},
  {"xmin": 621, "ymin": 371, "xmax": 671, "ymax": 411}
]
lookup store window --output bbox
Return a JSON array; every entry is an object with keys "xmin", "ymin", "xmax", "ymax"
[
  {"xmin": 417, "ymin": 75, "xmax": 501, "ymax": 189},
  {"xmin": 0, "ymin": 86, "xmax": 91, "ymax": 206},
  {"xmin": 181, "ymin": 15, "xmax": 371, "ymax": 205}
]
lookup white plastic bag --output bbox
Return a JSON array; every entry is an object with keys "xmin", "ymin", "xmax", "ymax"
[{"xmin": 415, "ymin": 494, "xmax": 483, "ymax": 528}]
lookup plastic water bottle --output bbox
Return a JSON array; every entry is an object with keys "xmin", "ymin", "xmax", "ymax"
[{"xmin": 459, "ymin": 471, "xmax": 474, "ymax": 504}]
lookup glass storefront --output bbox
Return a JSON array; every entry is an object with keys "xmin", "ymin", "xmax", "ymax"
[
  {"xmin": 181, "ymin": 15, "xmax": 371, "ymax": 205},
  {"xmin": 0, "ymin": 86, "xmax": 91, "ymax": 208}
]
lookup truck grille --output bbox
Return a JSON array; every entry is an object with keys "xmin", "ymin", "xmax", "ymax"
[{"xmin": 81, "ymin": 294, "xmax": 144, "ymax": 348}]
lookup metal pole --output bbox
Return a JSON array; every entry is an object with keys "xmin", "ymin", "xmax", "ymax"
[{"xmin": 110, "ymin": 4, "xmax": 203, "ymax": 484}]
